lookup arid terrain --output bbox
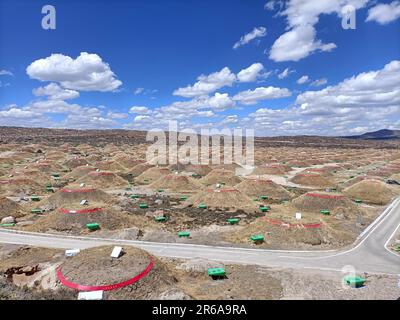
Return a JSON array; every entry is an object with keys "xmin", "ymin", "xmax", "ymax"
[{"xmin": 0, "ymin": 127, "xmax": 399, "ymax": 300}]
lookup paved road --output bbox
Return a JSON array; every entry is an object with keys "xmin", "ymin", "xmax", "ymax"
[{"xmin": 1, "ymin": 198, "xmax": 399, "ymax": 275}]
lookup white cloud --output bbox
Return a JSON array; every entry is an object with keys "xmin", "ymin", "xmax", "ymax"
[
  {"xmin": 207, "ymin": 93, "xmax": 236, "ymax": 111},
  {"xmin": 269, "ymin": 0, "xmax": 368, "ymax": 62},
  {"xmin": 264, "ymin": 1, "xmax": 275, "ymax": 10},
  {"xmin": 310, "ymin": 78, "xmax": 328, "ymax": 86},
  {"xmin": 233, "ymin": 27, "xmax": 267, "ymax": 49},
  {"xmin": 32, "ymin": 83, "xmax": 79, "ymax": 100},
  {"xmin": 297, "ymin": 75, "xmax": 310, "ymax": 84},
  {"xmin": 233, "ymin": 86, "xmax": 292, "ymax": 105},
  {"xmin": 237, "ymin": 63, "xmax": 265, "ymax": 82},
  {"xmin": 107, "ymin": 111, "xmax": 129, "ymax": 119},
  {"xmin": 0, "ymin": 108, "xmax": 39, "ymax": 118},
  {"xmin": 278, "ymin": 67, "xmax": 295, "ymax": 79},
  {"xmin": 221, "ymin": 115, "xmax": 238, "ymax": 124},
  {"xmin": 61, "ymin": 114, "xmax": 118, "ymax": 129},
  {"xmin": 349, "ymin": 126, "xmax": 369, "ymax": 134},
  {"xmin": 238, "ymin": 60, "xmax": 400, "ymax": 136},
  {"xmin": 25, "ymin": 100, "xmax": 83, "ymax": 114},
  {"xmin": 296, "ymin": 60, "xmax": 400, "ymax": 112},
  {"xmin": 0, "ymin": 69, "xmax": 13, "ymax": 76},
  {"xmin": 129, "ymin": 106, "xmax": 150, "ymax": 114},
  {"xmin": 26, "ymin": 52, "xmax": 122, "ymax": 92},
  {"xmin": 134, "ymin": 115, "xmax": 151, "ymax": 122},
  {"xmin": 366, "ymin": 1, "xmax": 400, "ymax": 24},
  {"xmin": 134, "ymin": 87, "xmax": 144, "ymax": 95},
  {"xmin": 173, "ymin": 67, "xmax": 236, "ymax": 97},
  {"xmin": 270, "ymin": 25, "xmax": 336, "ymax": 62}
]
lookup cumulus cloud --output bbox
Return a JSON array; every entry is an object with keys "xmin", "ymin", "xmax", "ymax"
[
  {"xmin": 173, "ymin": 67, "xmax": 236, "ymax": 98},
  {"xmin": 32, "ymin": 83, "xmax": 80, "ymax": 100},
  {"xmin": 297, "ymin": 60, "xmax": 400, "ymax": 112},
  {"xmin": 0, "ymin": 107, "xmax": 50, "ymax": 128},
  {"xmin": 237, "ymin": 63, "xmax": 266, "ymax": 82},
  {"xmin": 26, "ymin": 52, "xmax": 122, "ymax": 92},
  {"xmin": 61, "ymin": 114, "xmax": 118, "ymax": 129},
  {"xmin": 207, "ymin": 93, "xmax": 236, "ymax": 111},
  {"xmin": 238, "ymin": 60, "xmax": 400, "ymax": 136},
  {"xmin": 270, "ymin": 25, "xmax": 336, "ymax": 62},
  {"xmin": 297, "ymin": 75, "xmax": 310, "ymax": 84},
  {"xmin": 129, "ymin": 106, "xmax": 150, "ymax": 114},
  {"xmin": 269, "ymin": 0, "xmax": 368, "ymax": 62},
  {"xmin": 233, "ymin": 86, "xmax": 292, "ymax": 105},
  {"xmin": 233, "ymin": 27, "xmax": 267, "ymax": 49},
  {"xmin": 366, "ymin": 1, "xmax": 400, "ymax": 24},
  {"xmin": 0, "ymin": 108, "xmax": 39, "ymax": 119}
]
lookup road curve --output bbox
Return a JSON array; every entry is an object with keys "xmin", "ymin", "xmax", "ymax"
[{"xmin": 1, "ymin": 198, "xmax": 399, "ymax": 275}]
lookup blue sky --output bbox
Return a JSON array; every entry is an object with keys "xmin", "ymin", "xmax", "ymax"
[{"xmin": 0, "ymin": 0, "xmax": 399, "ymax": 135}]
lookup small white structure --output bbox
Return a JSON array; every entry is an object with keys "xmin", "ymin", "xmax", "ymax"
[
  {"xmin": 80, "ymin": 199, "xmax": 88, "ymax": 205},
  {"xmin": 295, "ymin": 212, "xmax": 302, "ymax": 220},
  {"xmin": 78, "ymin": 290, "xmax": 103, "ymax": 300},
  {"xmin": 65, "ymin": 249, "xmax": 80, "ymax": 257},
  {"xmin": 111, "ymin": 246, "xmax": 123, "ymax": 258},
  {"xmin": 80, "ymin": 183, "xmax": 85, "ymax": 187}
]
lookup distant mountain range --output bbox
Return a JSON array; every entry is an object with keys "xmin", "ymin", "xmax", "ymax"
[{"xmin": 344, "ymin": 129, "xmax": 400, "ymax": 140}]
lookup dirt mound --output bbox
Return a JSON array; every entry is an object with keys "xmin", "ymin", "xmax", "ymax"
[
  {"xmin": 63, "ymin": 165, "xmax": 97, "ymax": 181},
  {"xmin": 168, "ymin": 163, "xmax": 211, "ymax": 174},
  {"xmin": 199, "ymin": 169, "xmax": 242, "ymax": 186},
  {"xmin": 343, "ymin": 179, "xmax": 397, "ymax": 205},
  {"xmin": 300, "ymin": 167, "xmax": 336, "ymax": 176},
  {"xmin": 286, "ymin": 160, "xmax": 313, "ymax": 167},
  {"xmin": 338, "ymin": 175, "xmax": 383, "ymax": 190},
  {"xmin": 182, "ymin": 164, "xmax": 212, "ymax": 176},
  {"xmin": 94, "ymin": 161, "xmax": 127, "ymax": 172},
  {"xmin": 41, "ymin": 188, "xmax": 114, "ymax": 208},
  {"xmin": 31, "ymin": 161, "xmax": 64, "ymax": 173},
  {"xmin": 128, "ymin": 163, "xmax": 153, "ymax": 176},
  {"xmin": 11, "ymin": 169, "xmax": 49, "ymax": 183},
  {"xmin": 62, "ymin": 158, "xmax": 90, "ymax": 169},
  {"xmin": 0, "ymin": 197, "xmax": 24, "ymax": 219},
  {"xmin": 25, "ymin": 206, "xmax": 136, "ymax": 234},
  {"xmin": 290, "ymin": 173, "xmax": 335, "ymax": 188},
  {"xmin": 188, "ymin": 188, "xmax": 257, "ymax": 212},
  {"xmin": 235, "ymin": 179, "xmax": 292, "ymax": 200},
  {"xmin": 112, "ymin": 155, "xmax": 141, "ymax": 169},
  {"xmin": 292, "ymin": 192, "xmax": 359, "ymax": 213},
  {"xmin": 76, "ymin": 171, "xmax": 128, "ymax": 189},
  {"xmin": 135, "ymin": 167, "xmax": 170, "ymax": 185},
  {"xmin": 225, "ymin": 218, "xmax": 349, "ymax": 248},
  {"xmin": 0, "ymin": 178, "xmax": 43, "ymax": 196},
  {"xmin": 390, "ymin": 173, "xmax": 400, "ymax": 183},
  {"xmin": 253, "ymin": 164, "xmax": 291, "ymax": 175},
  {"xmin": 44, "ymin": 151, "xmax": 66, "ymax": 161},
  {"xmin": 149, "ymin": 174, "xmax": 204, "ymax": 192},
  {"xmin": 85, "ymin": 154, "xmax": 103, "ymax": 162},
  {"xmin": 57, "ymin": 246, "xmax": 180, "ymax": 299},
  {"xmin": 212, "ymin": 163, "xmax": 242, "ymax": 171}
]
